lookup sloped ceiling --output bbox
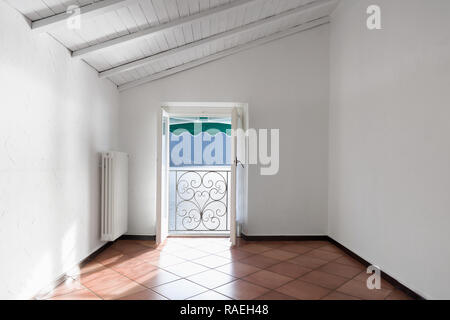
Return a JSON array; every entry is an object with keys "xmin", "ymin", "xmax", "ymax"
[{"xmin": 6, "ymin": 0, "xmax": 338, "ymax": 90}]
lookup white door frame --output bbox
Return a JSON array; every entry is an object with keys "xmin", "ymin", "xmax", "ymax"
[
  {"xmin": 156, "ymin": 109, "xmax": 169, "ymax": 244},
  {"xmin": 155, "ymin": 102, "xmax": 248, "ymax": 244}
]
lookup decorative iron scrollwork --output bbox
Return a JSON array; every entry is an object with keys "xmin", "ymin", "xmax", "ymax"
[{"xmin": 172, "ymin": 170, "xmax": 230, "ymax": 232}]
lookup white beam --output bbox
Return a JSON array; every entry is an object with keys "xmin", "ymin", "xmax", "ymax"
[
  {"xmin": 118, "ymin": 17, "xmax": 330, "ymax": 91},
  {"xmin": 32, "ymin": 0, "xmax": 137, "ymax": 32},
  {"xmin": 100, "ymin": 0, "xmax": 335, "ymax": 78},
  {"xmin": 72, "ymin": 0, "xmax": 257, "ymax": 58}
]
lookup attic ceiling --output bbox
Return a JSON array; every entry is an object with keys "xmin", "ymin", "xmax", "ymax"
[{"xmin": 6, "ymin": 0, "xmax": 338, "ymax": 91}]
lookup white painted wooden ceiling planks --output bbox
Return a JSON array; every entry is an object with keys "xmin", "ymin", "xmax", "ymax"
[{"xmin": 5, "ymin": 0, "xmax": 338, "ymax": 90}]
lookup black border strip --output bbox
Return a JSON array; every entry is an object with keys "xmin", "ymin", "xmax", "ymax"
[
  {"xmin": 118, "ymin": 235, "xmax": 156, "ymax": 241},
  {"xmin": 241, "ymin": 234, "xmax": 329, "ymax": 241},
  {"xmin": 242, "ymin": 233, "xmax": 425, "ymax": 300},
  {"xmin": 83, "ymin": 241, "xmax": 114, "ymax": 262}
]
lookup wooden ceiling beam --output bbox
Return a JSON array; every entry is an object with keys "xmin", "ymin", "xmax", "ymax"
[
  {"xmin": 101, "ymin": 0, "xmax": 335, "ymax": 78},
  {"xmin": 32, "ymin": 0, "xmax": 137, "ymax": 33}
]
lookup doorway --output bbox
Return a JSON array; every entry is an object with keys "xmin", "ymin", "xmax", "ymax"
[{"xmin": 156, "ymin": 103, "xmax": 248, "ymax": 246}]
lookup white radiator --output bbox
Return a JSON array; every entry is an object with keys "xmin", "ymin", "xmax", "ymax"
[{"xmin": 101, "ymin": 151, "xmax": 128, "ymax": 241}]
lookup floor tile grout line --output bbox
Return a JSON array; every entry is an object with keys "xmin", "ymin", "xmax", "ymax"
[
  {"xmin": 104, "ymin": 261, "xmax": 176, "ymax": 300},
  {"xmin": 44, "ymin": 240, "xmax": 272, "ymax": 300},
  {"xmin": 50, "ymin": 240, "xmax": 403, "ymax": 300},
  {"xmin": 280, "ymin": 253, "xmax": 393, "ymax": 300},
  {"xmin": 67, "ymin": 263, "xmax": 125, "ymax": 300},
  {"xmin": 208, "ymin": 251, "xmax": 303, "ymax": 299},
  {"xmin": 180, "ymin": 278, "xmax": 231, "ymax": 300},
  {"xmin": 45, "ymin": 280, "xmax": 104, "ymax": 300},
  {"xmin": 41, "ymin": 280, "xmax": 87, "ymax": 300},
  {"xmin": 184, "ymin": 274, "xmax": 237, "ymax": 291},
  {"xmin": 221, "ymin": 241, "xmax": 343, "ymax": 300},
  {"xmin": 118, "ymin": 249, "xmax": 235, "ymax": 292},
  {"xmin": 77, "ymin": 241, "xmax": 330, "ymax": 300},
  {"xmin": 169, "ymin": 241, "xmax": 388, "ymax": 299},
  {"xmin": 205, "ymin": 247, "xmax": 309, "ymax": 298},
  {"xmin": 81, "ymin": 282, "xmax": 105, "ymax": 300},
  {"xmin": 186, "ymin": 289, "xmax": 235, "ymax": 301},
  {"xmin": 148, "ymin": 263, "xmax": 235, "ymax": 300},
  {"xmin": 149, "ymin": 244, "xmax": 281, "ymax": 299},
  {"xmin": 101, "ymin": 258, "xmax": 188, "ymax": 299},
  {"xmin": 262, "ymin": 250, "xmax": 359, "ymax": 298},
  {"xmin": 136, "ymin": 256, "xmax": 231, "ymax": 299},
  {"xmin": 89, "ymin": 251, "xmax": 180, "ymax": 300},
  {"xmin": 248, "ymin": 241, "xmax": 350, "ymax": 300},
  {"xmin": 296, "ymin": 250, "xmax": 400, "ymax": 298}
]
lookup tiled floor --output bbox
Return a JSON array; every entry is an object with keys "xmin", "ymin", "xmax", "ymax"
[{"xmin": 39, "ymin": 238, "xmax": 414, "ymax": 300}]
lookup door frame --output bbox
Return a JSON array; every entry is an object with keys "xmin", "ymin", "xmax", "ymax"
[
  {"xmin": 156, "ymin": 108, "xmax": 169, "ymax": 244},
  {"xmin": 155, "ymin": 102, "xmax": 248, "ymax": 244}
]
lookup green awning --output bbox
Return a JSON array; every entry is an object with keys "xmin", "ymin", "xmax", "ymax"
[{"xmin": 170, "ymin": 122, "xmax": 231, "ymax": 136}]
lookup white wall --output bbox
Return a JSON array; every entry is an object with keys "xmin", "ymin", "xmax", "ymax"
[
  {"xmin": 329, "ymin": 0, "xmax": 450, "ymax": 299},
  {"xmin": 119, "ymin": 25, "xmax": 330, "ymax": 236},
  {"xmin": 0, "ymin": 2, "xmax": 119, "ymax": 299}
]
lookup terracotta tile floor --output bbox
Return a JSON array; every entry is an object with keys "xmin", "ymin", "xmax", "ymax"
[{"xmin": 39, "ymin": 238, "xmax": 415, "ymax": 300}]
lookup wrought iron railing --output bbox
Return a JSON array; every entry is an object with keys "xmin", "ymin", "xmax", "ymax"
[{"xmin": 169, "ymin": 168, "xmax": 230, "ymax": 233}]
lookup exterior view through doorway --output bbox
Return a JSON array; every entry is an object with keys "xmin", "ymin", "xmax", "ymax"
[{"xmin": 168, "ymin": 116, "xmax": 231, "ymax": 236}]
